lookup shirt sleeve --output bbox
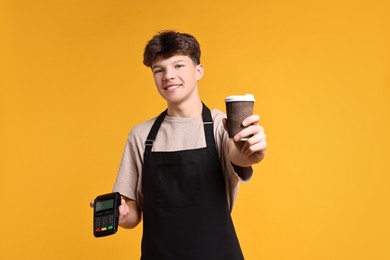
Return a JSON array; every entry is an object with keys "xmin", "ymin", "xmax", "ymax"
[
  {"xmin": 112, "ymin": 137, "xmax": 138, "ymax": 201},
  {"xmin": 212, "ymin": 109, "xmax": 253, "ymax": 210},
  {"xmin": 112, "ymin": 119, "xmax": 154, "ymax": 209},
  {"xmin": 112, "ymin": 123, "xmax": 148, "ymax": 200}
]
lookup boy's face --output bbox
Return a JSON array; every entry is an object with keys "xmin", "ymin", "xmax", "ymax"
[{"xmin": 151, "ymin": 55, "xmax": 204, "ymax": 106}]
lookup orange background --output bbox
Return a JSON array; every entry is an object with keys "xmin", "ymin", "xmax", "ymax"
[{"xmin": 1, "ymin": 0, "xmax": 389, "ymax": 259}]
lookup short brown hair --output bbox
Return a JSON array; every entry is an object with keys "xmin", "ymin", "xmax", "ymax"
[{"xmin": 143, "ymin": 30, "xmax": 201, "ymax": 67}]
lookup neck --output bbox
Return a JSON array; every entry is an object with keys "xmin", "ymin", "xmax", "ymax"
[{"xmin": 166, "ymin": 98, "xmax": 202, "ymax": 117}]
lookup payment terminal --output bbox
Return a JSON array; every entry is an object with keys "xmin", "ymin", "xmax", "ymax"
[{"xmin": 93, "ymin": 192, "xmax": 121, "ymax": 237}]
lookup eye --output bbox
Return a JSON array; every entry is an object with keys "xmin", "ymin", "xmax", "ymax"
[
  {"xmin": 153, "ymin": 69, "xmax": 162, "ymax": 74},
  {"xmin": 175, "ymin": 64, "xmax": 185, "ymax": 69}
]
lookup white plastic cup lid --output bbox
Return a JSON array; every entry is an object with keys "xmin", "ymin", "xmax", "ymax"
[{"xmin": 225, "ymin": 94, "xmax": 255, "ymax": 102}]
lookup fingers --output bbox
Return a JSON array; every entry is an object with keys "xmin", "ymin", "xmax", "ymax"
[
  {"xmin": 90, "ymin": 200, "xmax": 94, "ymax": 208},
  {"xmin": 234, "ymin": 124, "xmax": 264, "ymax": 142},
  {"xmin": 232, "ymin": 114, "xmax": 261, "ymax": 141},
  {"xmin": 235, "ymin": 122, "xmax": 267, "ymax": 163},
  {"xmin": 242, "ymin": 135, "xmax": 267, "ymax": 158},
  {"xmin": 242, "ymin": 114, "xmax": 260, "ymax": 127}
]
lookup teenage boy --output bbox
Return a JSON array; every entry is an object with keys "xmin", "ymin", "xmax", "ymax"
[{"xmin": 95, "ymin": 30, "xmax": 267, "ymax": 259}]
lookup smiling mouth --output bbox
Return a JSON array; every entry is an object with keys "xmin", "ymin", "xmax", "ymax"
[{"xmin": 164, "ymin": 84, "xmax": 182, "ymax": 90}]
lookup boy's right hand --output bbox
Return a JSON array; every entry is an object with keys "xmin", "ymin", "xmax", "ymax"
[
  {"xmin": 90, "ymin": 198, "xmax": 132, "ymax": 226},
  {"xmin": 90, "ymin": 196, "xmax": 140, "ymax": 229}
]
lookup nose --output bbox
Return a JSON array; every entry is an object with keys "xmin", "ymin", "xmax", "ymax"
[{"xmin": 163, "ymin": 68, "xmax": 175, "ymax": 81}]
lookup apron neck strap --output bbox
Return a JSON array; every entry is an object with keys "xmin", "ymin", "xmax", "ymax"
[{"xmin": 201, "ymin": 103, "xmax": 216, "ymax": 149}]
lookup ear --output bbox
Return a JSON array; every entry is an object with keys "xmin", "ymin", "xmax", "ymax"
[{"xmin": 195, "ymin": 64, "xmax": 204, "ymax": 80}]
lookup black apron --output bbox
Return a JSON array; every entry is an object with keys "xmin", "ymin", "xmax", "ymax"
[{"xmin": 141, "ymin": 103, "xmax": 244, "ymax": 260}]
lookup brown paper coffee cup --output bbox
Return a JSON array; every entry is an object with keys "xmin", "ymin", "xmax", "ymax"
[{"xmin": 225, "ymin": 94, "xmax": 255, "ymax": 140}]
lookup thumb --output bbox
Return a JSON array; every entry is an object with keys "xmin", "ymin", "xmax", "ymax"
[
  {"xmin": 119, "ymin": 198, "xmax": 128, "ymax": 215},
  {"xmin": 222, "ymin": 118, "xmax": 228, "ymax": 131}
]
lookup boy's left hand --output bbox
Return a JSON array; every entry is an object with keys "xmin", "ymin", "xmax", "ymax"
[{"xmin": 223, "ymin": 114, "xmax": 267, "ymax": 164}]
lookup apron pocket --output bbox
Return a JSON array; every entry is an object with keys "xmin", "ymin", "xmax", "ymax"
[{"xmin": 154, "ymin": 164, "xmax": 201, "ymax": 208}]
